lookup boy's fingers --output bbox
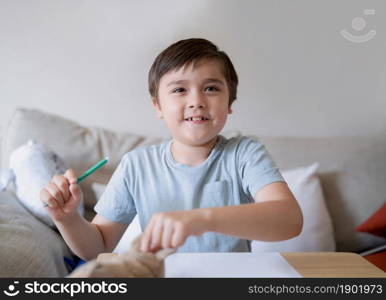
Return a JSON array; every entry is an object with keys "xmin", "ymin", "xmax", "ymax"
[
  {"xmin": 140, "ymin": 229, "xmax": 151, "ymax": 252},
  {"xmin": 45, "ymin": 197, "xmax": 58, "ymax": 209},
  {"xmin": 64, "ymin": 169, "xmax": 77, "ymax": 185},
  {"xmin": 171, "ymin": 225, "xmax": 185, "ymax": 248},
  {"xmin": 161, "ymin": 223, "xmax": 174, "ymax": 249},
  {"xmin": 40, "ymin": 189, "xmax": 58, "ymax": 208},
  {"xmin": 141, "ymin": 219, "xmax": 156, "ymax": 252},
  {"xmin": 69, "ymin": 183, "xmax": 82, "ymax": 202},
  {"xmin": 150, "ymin": 218, "xmax": 164, "ymax": 251},
  {"xmin": 52, "ymin": 175, "xmax": 70, "ymax": 201},
  {"xmin": 46, "ymin": 182, "xmax": 64, "ymax": 206},
  {"xmin": 40, "ymin": 188, "xmax": 51, "ymax": 205}
]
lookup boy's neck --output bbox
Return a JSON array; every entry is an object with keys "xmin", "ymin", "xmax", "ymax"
[{"xmin": 171, "ymin": 136, "xmax": 219, "ymax": 166}]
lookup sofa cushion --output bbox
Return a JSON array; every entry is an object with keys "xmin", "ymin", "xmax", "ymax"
[
  {"xmin": 257, "ymin": 136, "xmax": 386, "ymax": 252},
  {"xmin": 252, "ymin": 163, "xmax": 335, "ymax": 252},
  {"xmin": 0, "ymin": 190, "xmax": 71, "ymax": 277},
  {"xmin": 1, "ymin": 108, "xmax": 164, "ymax": 220},
  {"xmin": 356, "ymin": 203, "xmax": 386, "ymax": 239}
]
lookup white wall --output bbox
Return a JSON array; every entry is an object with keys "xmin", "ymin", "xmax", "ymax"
[{"xmin": 1, "ymin": 0, "xmax": 385, "ymax": 138}]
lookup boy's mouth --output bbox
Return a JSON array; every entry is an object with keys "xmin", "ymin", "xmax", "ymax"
[{"xmin": 184, "ymin": 116, "xmax": 210, "ymax": 124}]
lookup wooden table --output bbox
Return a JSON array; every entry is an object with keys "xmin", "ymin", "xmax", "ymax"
[
  {"xmin": 282, "ymin": 252, "xmax": 385, "ymax": 277},
  {"xmin": 95, "ymin": 251, "xmax": 385, "ymax": 278}
]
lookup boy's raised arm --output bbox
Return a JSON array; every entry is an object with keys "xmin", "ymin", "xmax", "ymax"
[
  {"xmin": 54, "ymin": 212, "xmax": 106, "ymax": 261},
  {"xmin": 40, "ymin": 169, "xmax": 127, "ymax": 261},
  {"xmin": 55, "ymin": 213, "xmax": 128, "ymax": 261}
]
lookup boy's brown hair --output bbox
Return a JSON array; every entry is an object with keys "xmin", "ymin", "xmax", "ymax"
[{"xmin": 148, "ymin": 38, "xmax": 238, "ymax": 106}]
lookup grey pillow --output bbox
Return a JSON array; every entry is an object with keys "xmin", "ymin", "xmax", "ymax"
[{"xmin": 0, "ymin": 190, "xmax": 72, "ymax": 277}]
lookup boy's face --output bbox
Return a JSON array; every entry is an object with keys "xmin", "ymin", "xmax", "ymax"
[{"xmin": 153, "ymin": 59, "xmax": 232, "ymax": 146}]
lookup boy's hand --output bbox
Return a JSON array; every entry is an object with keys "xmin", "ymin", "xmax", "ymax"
[
  {"xmin": 39, "ymin": 169, "xmax": 83, "ymax": 222},
  {"xmin": 140, "ymin": 209, "xmax": 211, "ymax": 252}
]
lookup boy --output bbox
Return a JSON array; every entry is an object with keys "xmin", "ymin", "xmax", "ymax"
[{"xmin": 40, "ymin": 38, "xmax": 303, "ymax": 260}]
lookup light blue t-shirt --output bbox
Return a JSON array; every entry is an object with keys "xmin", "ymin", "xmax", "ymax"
[{"xmin": 94, "ymin": 135, "xmax": 285, "ymax": 252}]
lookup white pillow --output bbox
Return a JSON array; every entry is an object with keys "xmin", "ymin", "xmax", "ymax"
[
  {"xmin": 92, "ymin": 182, "xmax": 142, "ymax": 253},
  {"xmin": 9, "ymin": 140, "xmax": 85, "ymax": 227},
  {"xmin": 251, "ymin": 163, "xmax": 336, "ymax": 252}
]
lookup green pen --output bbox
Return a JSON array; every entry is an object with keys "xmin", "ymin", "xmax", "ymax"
[{"xmin": 43, "ymin": 157, "xmax": 109, "ymax": 207}]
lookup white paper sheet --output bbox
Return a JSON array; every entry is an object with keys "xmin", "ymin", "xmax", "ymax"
[{"xmin": 165, "ymin": 253, "xmax": 302, "ymax": 278}]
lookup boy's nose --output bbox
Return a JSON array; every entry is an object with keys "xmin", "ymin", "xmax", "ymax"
[
  {"xmin": 188, "ymin": 103, "xmax": 205, "ymax": 109},
  {"xmin": 188, "ymin": 92, "xmax": 206, "ymax": 109}
]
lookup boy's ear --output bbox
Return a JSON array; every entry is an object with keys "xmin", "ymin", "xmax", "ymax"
[
  {"xmin": 152, "ymin": 98, "xmax": 163, "ymax": 119},
  {"xmin": 228, "ymin": 105, "xmax": 233, "ymax": 114}
]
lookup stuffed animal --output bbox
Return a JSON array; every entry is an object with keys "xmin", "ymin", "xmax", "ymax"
[{"xmin": 9, "ymin": 140, "xmax": 84, "ymax": 227}]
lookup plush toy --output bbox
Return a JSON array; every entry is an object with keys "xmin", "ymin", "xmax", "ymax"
[
  {"xmin": 9, "ymin": 140, "xmax": 84, "ymax": 227},
  {"xmin": 67, "ymin": 236, "xmax": 176, "ymax": 278}
]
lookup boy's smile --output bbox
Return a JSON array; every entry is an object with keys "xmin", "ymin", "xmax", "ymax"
[
  {"xmin": 184, "ymin": 116, "xmax": 210, "ymax": 124},
  {"xmin": 153, "ymin": 59, "xmax": 232, "ymax": 148}
]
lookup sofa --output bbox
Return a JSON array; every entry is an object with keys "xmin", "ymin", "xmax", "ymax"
[{"xmin": 0, "ymin": 108, "xmax": 385, "ymax": 277}]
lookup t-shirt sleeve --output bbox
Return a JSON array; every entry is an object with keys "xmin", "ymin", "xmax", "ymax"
[
  {"xmin": 237, "ymin": 137, "xmax": 285, "ymax": 200},
  {"xmin": 94, "ymin": 154, "xmax": 136, "ymax": 224}
]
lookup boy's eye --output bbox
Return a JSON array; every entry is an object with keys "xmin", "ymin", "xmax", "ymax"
[
  {"xmin": 204, "ymin": 86, "xmax": 220, "ymax": 92},
  {"xmin": 172, "ymin": 87, "xmax": 186, "ymax": 93}
]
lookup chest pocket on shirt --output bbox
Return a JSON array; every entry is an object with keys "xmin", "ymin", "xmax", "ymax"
[{"xmin": 200, "ymin": 180, "xmax": 232, "ymax": 208}]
